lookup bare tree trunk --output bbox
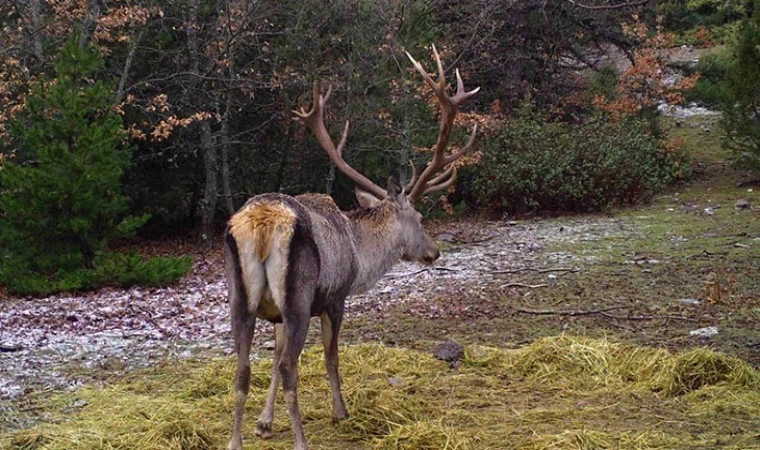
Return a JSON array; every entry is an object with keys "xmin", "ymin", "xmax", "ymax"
[
  {"xmin": 79, "ymin": 0, "xmax": 101, "ymax": 48},
  {"xmin": 116, "ymin": 30, "xmax": 143, "ymax": 104},
  {"xmin": 325, "ymin": 159, "xmax": 336, "ymax": 195},
  {"xmin": 220, "ymin": 92, "xmax": 236, "ymax": 215},
  {"xmin": 220, "ymin": 4, "xmax": 237, "ymax": 216},
  {"xmin": 27, "ymin": 0, "xmax": 44, "ymax": 64},
  {"xmin": 187, "ymin": 0, "xmax": 219, "ymax": 247},
  {"xmin": 200, "ymin": 120, "xmax": 219, "ymax": 245},
  {"xmin": 273, "ymin": 122, "xmax": 292, "ymax": 193},
  {"xmin": 399, "ymin": 111, "xmax": 411, "ymax": 184}
]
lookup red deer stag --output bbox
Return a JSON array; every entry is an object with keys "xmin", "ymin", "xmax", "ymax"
[{"xmin": 225, "ymin": 45, "xmax": 479, "ymax": 450}]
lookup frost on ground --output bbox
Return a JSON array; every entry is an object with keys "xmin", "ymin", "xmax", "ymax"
[
  {"xmin": 0, "ymin": 216, "xmax": 636, "ymax": 402},
  {"xmin": 0, "ymin": 256, "xmax": 230, "ymax": 400}
]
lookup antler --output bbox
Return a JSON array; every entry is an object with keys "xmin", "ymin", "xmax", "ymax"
[
  {"xmin": 294, "ymin": 82, "xmax": 388, "ymax": 199},
  {"xmin": 404, "ymin": 45, "xmax": 480, "ymax": 203}
]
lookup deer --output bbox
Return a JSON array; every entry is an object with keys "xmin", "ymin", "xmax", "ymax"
[{"xmin": 224, "ymin": 45, "xmax": 479, "ymax": 450}]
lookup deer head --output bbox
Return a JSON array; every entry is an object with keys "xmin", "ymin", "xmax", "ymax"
[{"xmin": 294, "ymin": 45, "xmax": 479, "ymax": 265}]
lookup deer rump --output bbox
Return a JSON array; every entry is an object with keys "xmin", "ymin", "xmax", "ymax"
[{"xmin": 225, "ymin": 193, "xmax": 355, "ymax": 324}]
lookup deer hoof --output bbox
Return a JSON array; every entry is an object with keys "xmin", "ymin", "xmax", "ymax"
[
  {"xmin": 255, "ymin": 421, "xmax": 273, "ymax": 439},
  {"xmin": 226, "ymin": 435, "xmax": 243, "ymax": 450},
  {"xmin": 331, "ymin": 409, "xmax": 349, "ymax": 423}
]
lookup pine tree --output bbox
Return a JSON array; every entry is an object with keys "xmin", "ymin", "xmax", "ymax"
[
  {"xmin": 0, "ymin": 37, "xmax": 149, "ymax": 290},
  {"xmin": 721, "ymin": 0, "xmax": 760, "ymax": 170}
]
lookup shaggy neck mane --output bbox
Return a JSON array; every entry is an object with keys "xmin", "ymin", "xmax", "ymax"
[
  {"xmin": 345, "ymin": 202, "xmax": 393, "ymax": 224},
  {"xmin": 345, "ymin": 202, "xmax": 404, "ymax": 294}
]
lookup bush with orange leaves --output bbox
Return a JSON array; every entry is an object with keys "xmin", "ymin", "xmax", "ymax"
[{"xmin": 592, "ymin": 16, "xmax": 700, "ymax": 128}]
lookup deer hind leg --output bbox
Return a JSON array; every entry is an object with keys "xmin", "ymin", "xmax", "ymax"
[
  {"xmin": 320, "ymin": 310, "xmax": 348, "ymax": 421},
  {"xmin": 227, "ymin": 311, "xmax": 256, "ymax": 450},
  {"xmin": 255, "ymin": 322, "xmax": 284, "ymax": 439},
  {"xmin": 279, "ymin": 308, "xmax": 310, "ymax": 450},
  {"xmin": 264, "ymin": 242, "xmax": 314, "ymax": 450},
  {"xmin": 225, "ymin": 230, "xmax": 264, "ymax": 450}
]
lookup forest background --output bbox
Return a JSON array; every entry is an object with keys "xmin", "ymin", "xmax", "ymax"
[{"xmin": 1, "ymin": 0, "xmax": 758, "ymax": 295}]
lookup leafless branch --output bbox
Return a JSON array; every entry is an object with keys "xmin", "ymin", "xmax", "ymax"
[
  {"xmin": 387, "ymin": 266, "xmax": 462, "ymax": 278},
  {"xmin": 489, "ymin": 267, "xmax": 579, "ymax": 275},
  {"xmin": 516, "ymin": 305, "xmax": 697, "ymax": 322},
  {"xmin": 502, "ymin": 283, "xmax": 550, "ymax": 289},
  {"xmin": 459, "ymin": 235, "xmax": 499, "ymax": 246},
  {"xmin": 565, "ymin": 0, "xmax": 650, "ymax": 10},
  {"xmin": 516, "ymin": 305, "xmax": 627, "ymax": 316},
  {"xmin": 600, "ymin": 312, "xmax": 698, "ymax": 322}
]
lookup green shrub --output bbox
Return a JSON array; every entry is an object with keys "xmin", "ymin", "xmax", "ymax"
[
  {"xmin": 688, "ymin": 46, "xmax": 735, "ymax": 106},
  {"xmin": 2, "ymin": 253, "xmax": 193, "ymax": 297},
  {"xmin": 0, "ymin": 37, "xmax": 192, "ymax": 297},
  {"xmin": 473, "ymin": 112, "xmax": 687, "ymax": 214},
  {"xmin": 718, "ymin": 0, "xmax": 760, "ymax": 170},
  {"xmin": 659, "ymin": 0, "xmax": 748, "ymax": 45}
]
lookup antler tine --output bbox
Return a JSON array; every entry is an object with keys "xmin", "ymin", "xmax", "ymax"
[
  {"xmin": 404, "ymin": 45, "xmax": 480, "ymax": 202},
  {"xmin": 403, "ymin": 160, "xmax": 419, "ymax": 194},
  {"xmin": 336, "ymin": 120, "xmax": 349, "ymax": 157},
  {"xmin": 294, "ymin": 82, "xmax": 387, "ymax": 199},
  {"xmin": 432, "ymin": 44, "xmax": 446, "ymax": 90},
  {"xmin": 443, "ymin": 124, "xmax": 478, "ymax": 165},
  {"xmin": 426, "ymin": 164, "xmax": 454, "ymax": 187},
  {"xmin": 423, "ymin": 166, "xmax": 457, "ymax": 196}
]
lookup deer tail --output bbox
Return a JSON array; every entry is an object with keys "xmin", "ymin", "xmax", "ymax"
[{"xmin": 227, "ymin": 202, "xmax": 297, "ymax": 312}]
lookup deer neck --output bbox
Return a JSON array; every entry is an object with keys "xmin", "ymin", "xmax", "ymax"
[{"xmin": 346, "ymin": 204, "xmax": 404, "ymax": 295}]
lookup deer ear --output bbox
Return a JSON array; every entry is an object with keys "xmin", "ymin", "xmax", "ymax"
[{"xmin": 355, "ymin": 188, "xmax": 382, "ymax": 208}]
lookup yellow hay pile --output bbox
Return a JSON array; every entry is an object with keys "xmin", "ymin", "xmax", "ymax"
[{"xmin": 3, "ymin": 336, "xmax": 759, "ymax": 450}]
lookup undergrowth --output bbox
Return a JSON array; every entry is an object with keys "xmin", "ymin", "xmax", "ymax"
[{"xmin": 2, "ymin": 336, "xmax": 759, "ymax": 450}]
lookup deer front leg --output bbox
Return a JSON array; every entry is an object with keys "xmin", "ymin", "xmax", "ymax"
[
  {"xmin": 256, "ymin": 323, "xmax": 284, "ymax": 439},
  {"xmin": 320, "ymin": 311, "xmax": 347, "ymax": 421}
]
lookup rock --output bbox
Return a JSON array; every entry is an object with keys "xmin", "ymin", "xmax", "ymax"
[
  {"xmin": 677, "ymin": 298, "xmax": 700, "ymax": 306},
  {"xmin": 735, "ymin": 199, "xmax": 751, "ymax": 210},
  {"xmin": 433, "ymin": 340, "xmax": 464, "ymax": 364},
  {"xmin": 435, "ymin": 232, "xmax": 456, "ymax": 243},
  {"xmin": 689, "ymin": 326, "xmax": 719, "ymax": 338},
  {"xmin": 388, "ymin": 377, "xmax": 403, "ymax": 387},
  {"xmin": 262, "ymin": 340, "xmax": 276, "ymax": 350},
  {"xmin": 0, "ymin": 344, "xmax": 22, "ymax": 353}
]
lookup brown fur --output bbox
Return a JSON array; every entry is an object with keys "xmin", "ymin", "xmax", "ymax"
[
  {"xmin": 295, "ymin": 193, "xmax": 340, "ymax": 214},
  {"xmin": 346, "ymin": 202, "xmax": 394, "ymax": 231},
  {"xmin": 228, "ymin": 202, "xmax": 297, "ymax": 262}
]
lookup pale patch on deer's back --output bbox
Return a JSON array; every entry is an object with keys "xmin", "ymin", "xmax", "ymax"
[
  {"xmin": 229, "ymin": 203, "xmax": 297, "ymax": 261},
  {"xmin": 228, "ymin": 202, "xmax": 297, "ymax": 315}
]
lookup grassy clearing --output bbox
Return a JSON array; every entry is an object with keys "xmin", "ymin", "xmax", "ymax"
[
  {"xmin": 342, "ymin": 117, "xmax": 758, "ymax": 365},
  {"xmin": 2, "ymin": 336, "xmax": 759, "ymax": 450},
  {"xmin": 535, "ymin": 117, "xmax": 760, "ymax": 359}
]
